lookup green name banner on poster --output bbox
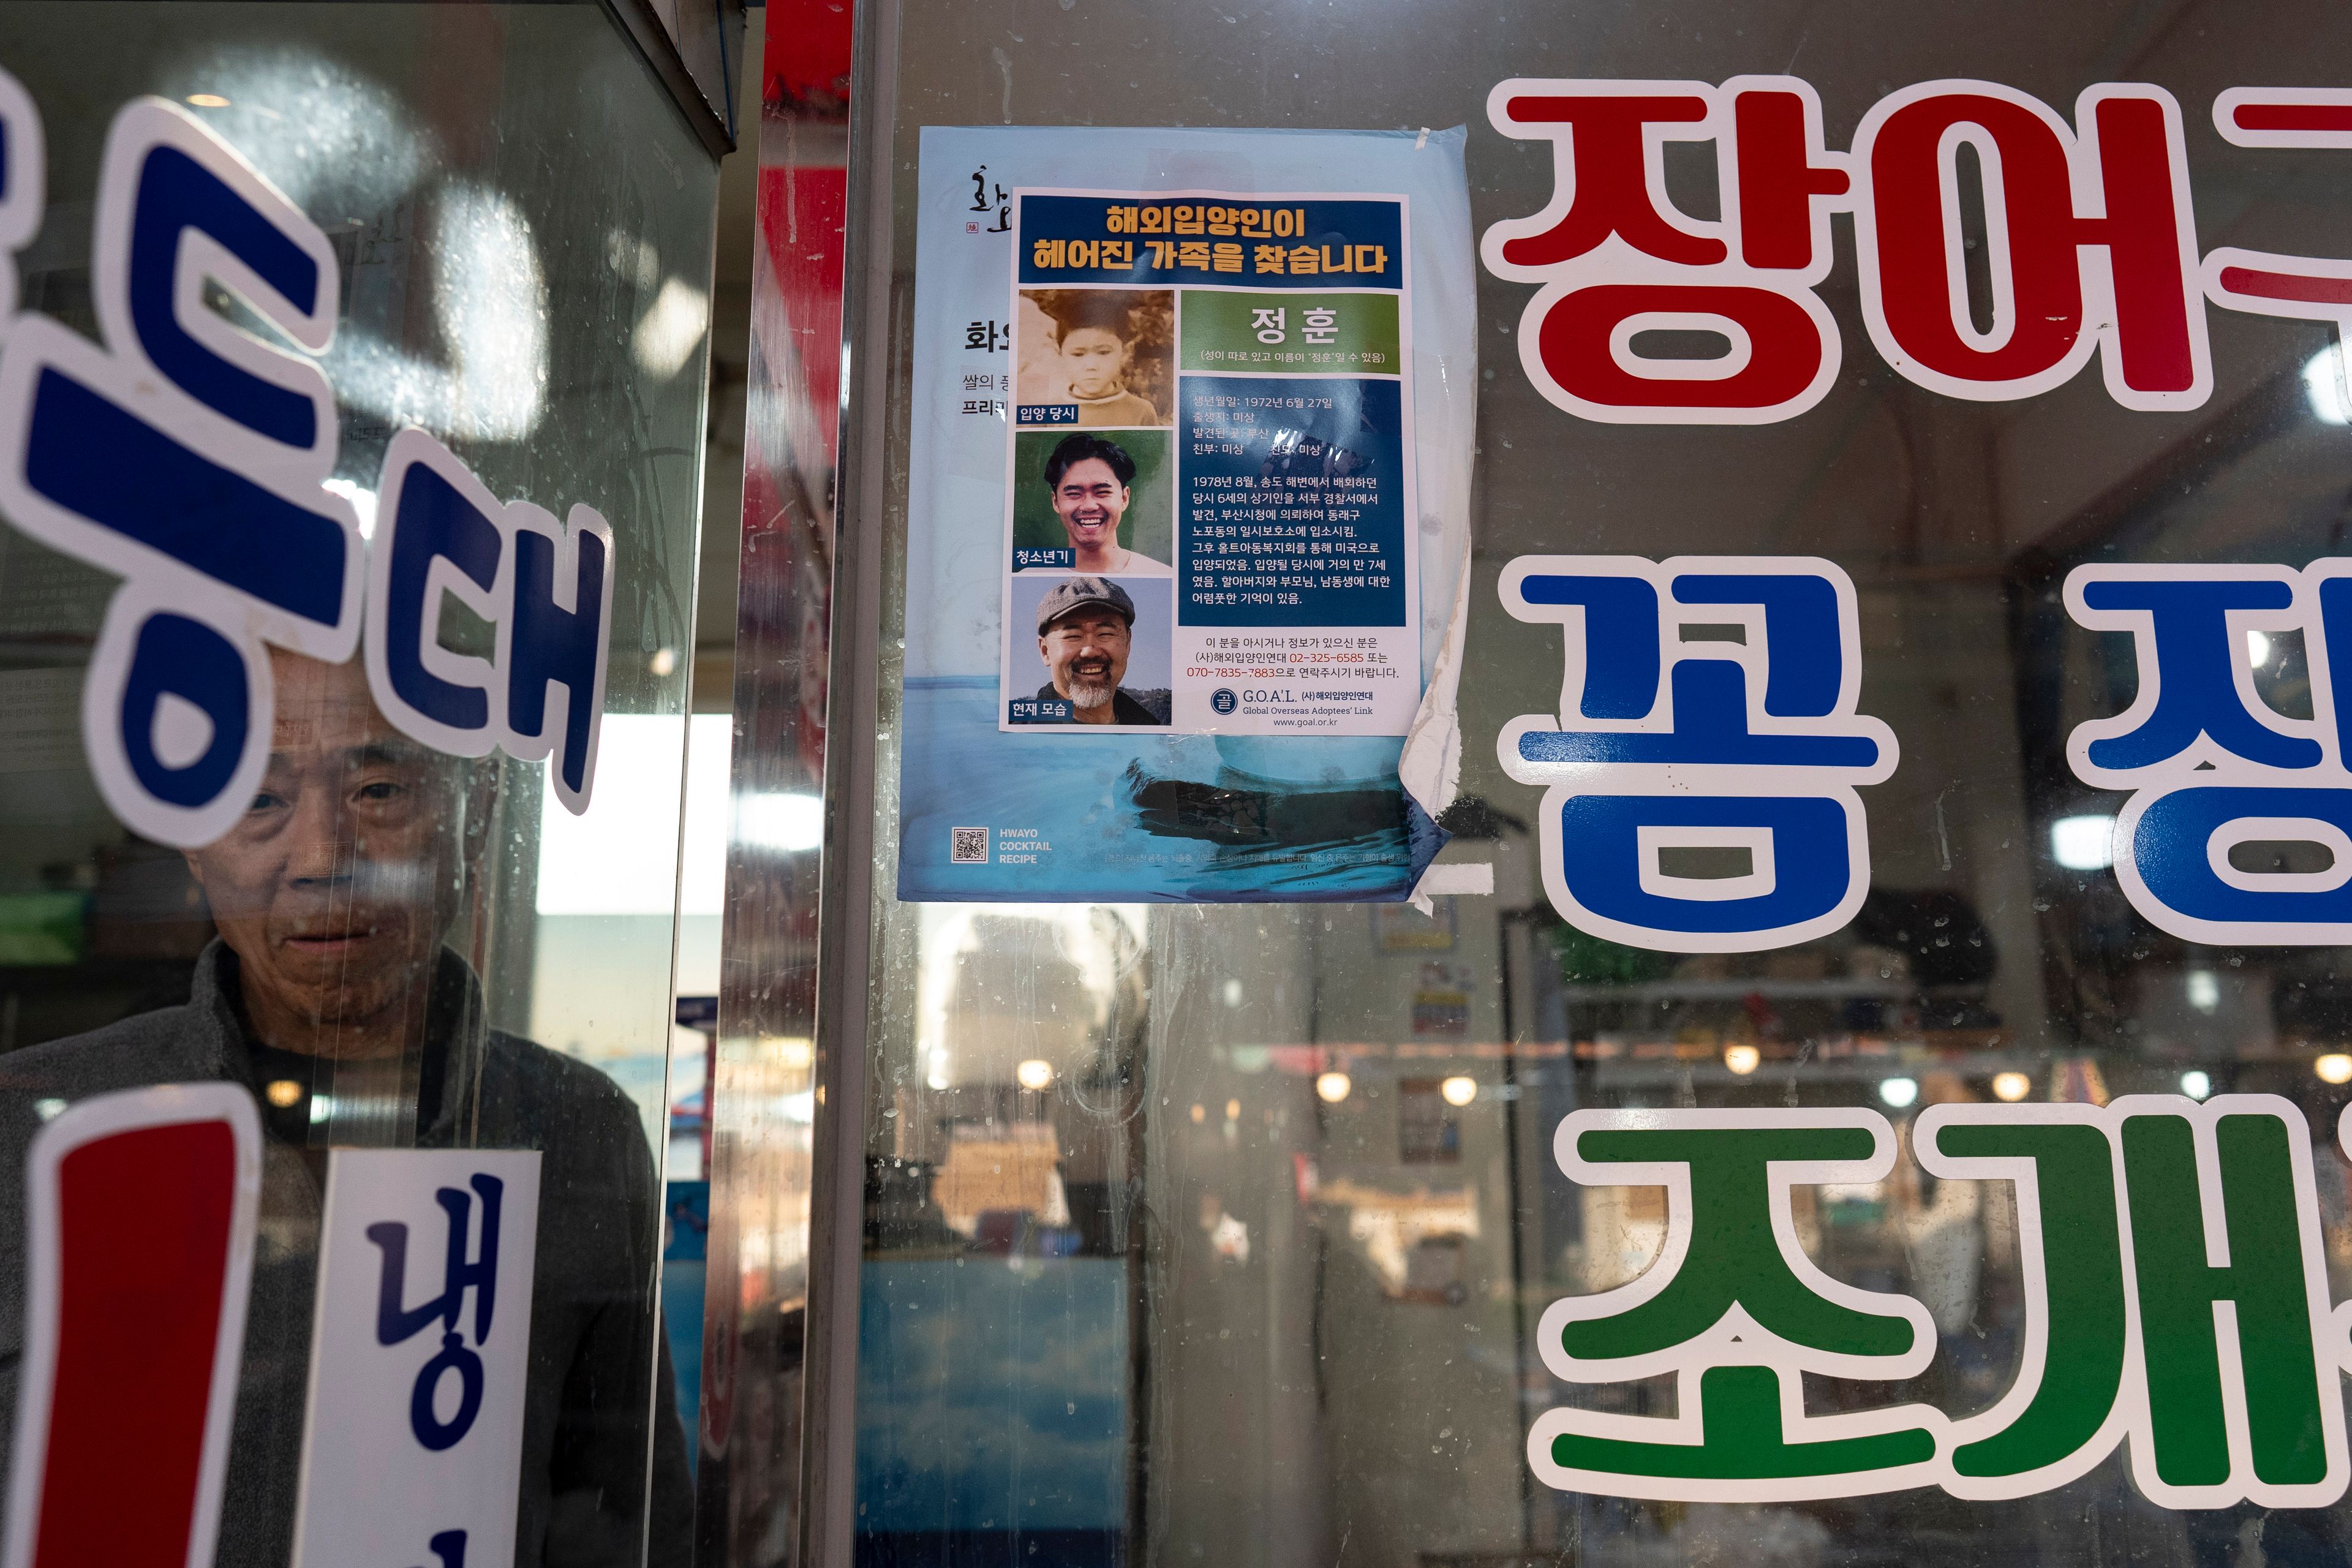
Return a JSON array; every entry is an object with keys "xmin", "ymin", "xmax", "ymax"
[
  {"xmin": 1177, "ymin": 290, "xmax": 1401, "ymax": 375},
  {"xmin": 1529, "ymin": 1099, "xmax": 2352, "ymax": 1510}
]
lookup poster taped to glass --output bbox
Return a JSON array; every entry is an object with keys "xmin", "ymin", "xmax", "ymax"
[
  {"xmin": 900, "ymin": 127, "xmax": 1477, "ymax": 902},
  {"xmin": 1005, "ymin": 189, "xmax": 1418, "ymax": 736}
]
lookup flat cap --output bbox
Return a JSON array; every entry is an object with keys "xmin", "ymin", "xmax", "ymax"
[{"xmin": 1035, "ymin": 575, "xmax": 1137, "ymax": 634}]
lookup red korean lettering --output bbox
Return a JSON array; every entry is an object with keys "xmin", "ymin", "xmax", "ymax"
[
  {"xmin": 1488, "ymin": 84, "xmax": 1725, "ymax": 268},
  {"xmin": 2204, "ymin": 89, "xmax": 2352, "ymax": 370},
  {"xmin": 1484, "ymin": 76, "xmax": 1848, "ymax": 424},
  {"xmin": 1853, "ymin": 83, "xmax": 2208, "ymax": 407},
  {"xmin": 1534, "ymin": 283, "xmax": 1830, "ymax": 416},
  {"xmin": 1728, "ymin": 79, "xmax": 1852, "ymax": 271}
]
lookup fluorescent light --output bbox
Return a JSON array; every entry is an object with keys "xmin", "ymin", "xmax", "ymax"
[
  {"xmin": 537, "ymin": 714, "xmax": 732, "ymax": 916},
  {"xmin": 2186, "ymin": 970, "xmax": 2220, "ymax": 1014},
  {"xmin": 333, "ymin": 182, "xmax": 548, "ymax": 441},
  {"xmin": 633, "ymin": 277, "xmax": 709, "ymax": 380},
  {"xmin": 2180, "ymin": 1070, "xmax": 2212, "ymax": 1100},
  {"xmin": 2306, "ymin": 344, "xmax": 2351, "ymax": 426},
  {"xmin": 1879, "ymin": 1076, "xmax": 1919, "ymax": 1109},
  {"xmin": 738, "ymin": 790, "xmax": 823, "ymax": 854},
  {"xmin": 2051, "ymin": 813, "xmax": 2116, "ymax": 872},
  {"xmin": 324, "ymin": 477, "xmax": 377, "ymax": 539}
]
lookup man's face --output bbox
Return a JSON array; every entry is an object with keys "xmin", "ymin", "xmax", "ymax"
[
  {"xmin": 183, "ymin": 652, "xmax": 475, "ymax": 1054},
  {"xmin": 1039, "ymin": 608, "xmax": 1133, "ymax": 710},
  {"xmin": 1051, "ymin": 457, "xmax": 1129, "ymax": 554},
  {"xmin": 1060, "ymin": 326, "xmax": 1130, "ymax": 399}
]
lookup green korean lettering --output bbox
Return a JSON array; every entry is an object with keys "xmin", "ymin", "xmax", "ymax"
[
  {"xmin": 1939, "ymin": 1120, "xmax": 2127, "ymax": 1480},
  {"xmin": 1550, "ymin": 1124, "xmax": 1932, "ymax": 1482},
  {"xmin": 1566, "ymin": 1126, "xmax": 1911, "ymax": 1360},
  {"xmin": 2121, "ymin": 1110, "xmax": 2328, "ymax": 1488}
]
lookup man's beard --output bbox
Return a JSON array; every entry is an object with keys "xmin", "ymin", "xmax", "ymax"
[{"xmin": 1066, "ymin": 673, "xmax": 1115, "ymax": 709}]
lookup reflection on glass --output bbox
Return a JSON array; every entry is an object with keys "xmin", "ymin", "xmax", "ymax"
[{"xmin": 0, "ymin": 5, "xmax": 718, "ymax": 1562}]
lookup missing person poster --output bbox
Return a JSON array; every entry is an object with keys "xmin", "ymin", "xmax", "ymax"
[{"xmin": 902, "ymin": 129, "xmax": 1476, "ymax": 902}]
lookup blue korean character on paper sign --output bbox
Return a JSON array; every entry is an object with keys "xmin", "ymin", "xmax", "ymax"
[
  {"xmin": 1498, "ymin": 556, "xmax": 1899, "ymax": 952},
  {"xmin": 0, "ymin": 97, "xmax": 363, "ymax": 848},
  {"xmin": 364, "ymin": 1173, "xmax": 504, "ymax": 1453},
  {"xmin": 293, "ymin": 1149, "xmax": 540, "ymax": 1568},
  {"xmin": 2065, "ymin": 562, "xmax": 2352, "ymax": 944}
]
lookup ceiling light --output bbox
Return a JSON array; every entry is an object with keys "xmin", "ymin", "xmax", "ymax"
[
  {"xmin": 2051, "ymin": 814, "xmax": 2116, "ymax": 872},
  {"xmin": 1439, "ymin": 1075, "xmax": 1478, "ymax": 1106},
  {"xmin": 2305, "ymin": 344, "xmax": 2350, "ymax": 425},
  {"xmin": 1316, "ymin": 1071, "xmax": 1352, "ymax": 1104}
]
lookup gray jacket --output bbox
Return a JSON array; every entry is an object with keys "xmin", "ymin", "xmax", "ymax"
[{"xmin": 0, "ymin": 942, "xmax": 693, "ymax": 1567}]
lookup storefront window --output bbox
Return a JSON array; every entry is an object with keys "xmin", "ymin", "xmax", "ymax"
[
  {"xmin": 0, "ymin": 5, "xmax": 722, "ymax": 1564},
  {"xmin": 805, "ymin": 4, "xmax": 2352, "ymax": 1566}
]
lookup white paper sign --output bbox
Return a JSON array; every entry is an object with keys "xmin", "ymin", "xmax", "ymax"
[{"xmin": 293, "ymin": 1149, "xmax": 542, "ymax": 1568}]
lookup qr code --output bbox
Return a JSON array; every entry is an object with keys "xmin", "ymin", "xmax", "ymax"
[{"xmin": 951, "ymin": 826, "xmax": 989, "ymax": 864}]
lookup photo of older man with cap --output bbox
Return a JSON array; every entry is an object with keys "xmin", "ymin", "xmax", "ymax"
[{"xmin": 1033, "ymin": 576, "xmax": 1170, "ymax": 725}]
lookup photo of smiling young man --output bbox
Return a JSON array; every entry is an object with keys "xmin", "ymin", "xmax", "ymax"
[
  {"xmin": 1031, "ymin": 576, "xmax": 1171, "ymax": 726},
  {"xmin": 1038, "ymin": 432, "xmax": 1169, "ymax": 575}
]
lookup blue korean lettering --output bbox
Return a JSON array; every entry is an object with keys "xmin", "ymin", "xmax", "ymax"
[
  {"xmin": 363, "ymin": 428, "xmax": 617, "ymax": 813},
  {"xmin": 378, "ymin": 461, "xmax": 503, "ymax": 737},
  {"xmin": 0, "ymin": 68, "xmax": 43, "ymax": 318},
  {"xmin": 126, "ymin": 144, "xmax": 323, "ymax": 448},
  {"xmin": 115, "ymin": 606, "xmax": 254, "ymax": 809},
  {"xmin": 364, "ymin": 1174, "xmax": 503, "ymax": 1453},
  {"xmin": 0, "ymin": 97, "xmax": 361, "ymax": 849},
  {"xmin": 506, "ymin": 516, "xmax": 612, "ymax": 802},
  {"xmin": 21, "ymin": 367, "xmax": 350, "ymax": 625},
  {"xmin": 2070, "ymin": 574, "xmax": 2317, "ymax": 774},
  {"xmin": 1499, "ymin": 555, "xmax": 1899, "ymax": 952},
  {"xmin": 2065, "ymin": 562, "xmax": 2352, "ymax": 943},
  {"xmin": 0, "ymin": 93, "xmax": 621, "ymax": 843}
]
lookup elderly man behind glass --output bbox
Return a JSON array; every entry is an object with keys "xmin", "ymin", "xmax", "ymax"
[{"xmin": 0, "ymin": 651, "xmax": 692, "ymax": 1567}]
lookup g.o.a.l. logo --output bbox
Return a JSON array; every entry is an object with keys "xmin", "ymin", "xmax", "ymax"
[{"xmin": 1528, "ymin": 1098, "xmax": 2352, "ymax": 1508}]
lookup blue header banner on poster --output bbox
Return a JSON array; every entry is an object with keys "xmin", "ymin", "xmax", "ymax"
[{"xmin": 1017, "ymin": 194, "xmax": 1405, "ymax": 288}]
